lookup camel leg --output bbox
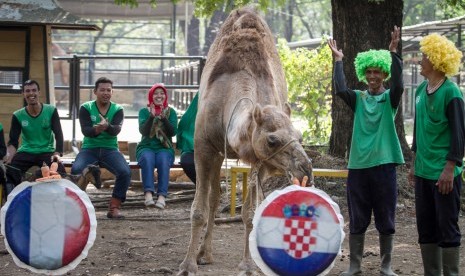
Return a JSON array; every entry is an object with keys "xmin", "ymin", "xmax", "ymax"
[
  {"xmin": 238, "ymin": 175, "xmax": 263, "ymax": 275},
  {"xmin": 178, "ymin": 151, "xmax": 223, "ymax": 276},
  {"xmin": 197, "ymin": 161, "xmax": 223, "ymax": 264}
]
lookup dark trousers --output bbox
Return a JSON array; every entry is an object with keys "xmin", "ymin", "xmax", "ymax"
[
  {"xmin": 415, "ymin": 175, "xmax": 462, "ymax": 247},
  {"xmin": 347, "ymin": 163, "xmax": 397, "ymax": 235},
  {"xmin": 180, "ymin": 152, "xmax": 196, "ymax": 184},
  {"xmin": 6, "ymin": 152, "xmax": 66, "ymax": 193}
]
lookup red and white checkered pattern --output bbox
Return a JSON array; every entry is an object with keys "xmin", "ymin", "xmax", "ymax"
[{"xmin": 283, "ymin": 218, "xmax": 317, "ymax": 259}]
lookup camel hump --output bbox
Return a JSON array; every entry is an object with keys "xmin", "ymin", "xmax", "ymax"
[{"xmin": 207, "ymin": 7, "xmax": 275, "ymax": 86}]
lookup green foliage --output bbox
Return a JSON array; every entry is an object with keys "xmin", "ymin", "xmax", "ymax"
[
  {"xmin": 277, "ymin": 39, "xmax": 333, "ymax": 145},
  {"xmin": 114, "ymin": 0, "xmax": 285, "ymax": 17}
]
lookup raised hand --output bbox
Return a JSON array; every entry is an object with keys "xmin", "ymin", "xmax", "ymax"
[
  {"xmin": 327, "ymin": 38, "xmax": 344, "ymax": 61},
  {"xmin": 389, "ymin": 25, "xmax": 400, "ymax": 53}
]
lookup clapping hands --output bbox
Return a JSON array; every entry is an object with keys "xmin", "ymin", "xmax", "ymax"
[
  {"xmin": 95, "ymin": 114, "xmax": 109, "ymax": 133},
  {"xmin": 149, "ymin": 103, "xmax": 166, "ymax": 118}
]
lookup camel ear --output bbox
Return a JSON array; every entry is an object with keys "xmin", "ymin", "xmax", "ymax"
[
  {"xmin": 253, "ymin": 104, "xmax": 263, "ymax": 125},
  {"xmin": 283, "ymin": 102, "xmax": 291, "ymax": 117}
]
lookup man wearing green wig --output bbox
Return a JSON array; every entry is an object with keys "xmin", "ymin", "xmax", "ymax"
[
  {"xmin": 328, "ymin": 26, "xmax": 404, "ymax": 276},
  {"xmin": 409, "ymin": 33, "xmax": 463, "ymax": 276}
]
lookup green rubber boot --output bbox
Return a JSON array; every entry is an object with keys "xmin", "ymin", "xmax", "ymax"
[
  {"xmin": 379, "ymin": 234, "xmax": 397, "ymax": 276},
  {"xmin": 420, "ymin": 243, "xmax": 442, "ymax": 276},
  {"xmin": 340, "ymin": 234, "xmax": 364, "ymax": 276}
]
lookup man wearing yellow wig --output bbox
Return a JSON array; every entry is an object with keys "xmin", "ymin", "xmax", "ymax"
[
  {"xmin": 328, "ymin": 26, "xmax": 403, "ymax": 276},
  {"xmin": 409, "ymin": 33, "xmax": 464, "ymax": 276}
]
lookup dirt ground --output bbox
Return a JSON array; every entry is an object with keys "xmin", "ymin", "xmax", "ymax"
[{"xmin": 1, "ymin": 155, "xmax": 464, "ymax": 276}]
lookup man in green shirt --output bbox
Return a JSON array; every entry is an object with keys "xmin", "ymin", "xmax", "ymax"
[
  {"xmin": 409, "ymin": 33, "xmax": 463, "ymax": 276},
  {"xmin": 328, "ymin": 26, "xmax": 403, "ymax": 276},
  {"xmin": 5, "ymin": 79, "xmax": 65, "ymax": 196},
  {"xmin": 71, "ymin": 77, "xmax": 131, "ymax": 219}
]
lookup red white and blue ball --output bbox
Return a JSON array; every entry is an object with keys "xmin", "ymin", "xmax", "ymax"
[
  {"xmin": 250, "ymin": 185, "xmax": 344, "ymax": 276},
  {"xmin": 1, "ymin": 179, "xmax": 97, "ymax": 275}
]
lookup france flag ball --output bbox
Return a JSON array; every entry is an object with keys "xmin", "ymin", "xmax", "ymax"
[
  {"xmin": 1, "ymin": 180, "xmax": 97, "ymax": 274},
  {"xmin": 250, "ymin": 185, "xmax": 344, "ymax": 276}
]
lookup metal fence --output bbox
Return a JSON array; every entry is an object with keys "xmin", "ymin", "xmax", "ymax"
[{"xmin": 53, "ymin": 54, "xmax": 205, "ymax": 144}]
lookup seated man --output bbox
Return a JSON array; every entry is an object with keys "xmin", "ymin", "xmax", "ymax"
[
  {"xmin": 0, "ymin": 122, "xmax": 6, "ymax": 199},
  {"xmin": 71, "ymin": 77, "xmax": 131, "ymax": 219},
  {"xmin": 5, "ymin": 80, "xmax": 66, "ymax": 196},
  {"xmin": 177, "ymin": 93, "xmax": 198, "ymax": 184}
]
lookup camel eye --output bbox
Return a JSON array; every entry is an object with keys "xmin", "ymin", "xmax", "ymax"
[{"xmin": 267, "ymin": 135, "xmax": 281, "ymax": 148}]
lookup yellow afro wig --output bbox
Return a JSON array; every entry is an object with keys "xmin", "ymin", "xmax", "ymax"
[
  {"xmin": 420, "ymin": 33, "xmax": 463, "ymax": 76},
  {"xmin": 354, "ymin": 49, "xmax": 391, "ymax": 84}
]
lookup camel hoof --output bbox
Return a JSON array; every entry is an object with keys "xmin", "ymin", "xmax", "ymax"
[
  {"xmin": 196, "ymin": 256, "xmax": 213, "ymax": 265},
  {"xmin": 178, "ymin": 260, "xmax": 197, "ymax": 276},
  {"xmin": 176, "ymin": 271, "xmax": 196, "ymax": 276},
  {"xmin": 238, "ymin": 260, "xmax": 259, "ymax": 276}
]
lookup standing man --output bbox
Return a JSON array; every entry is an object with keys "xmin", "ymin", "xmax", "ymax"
[
  {"xmin": 328, "ymin": 26, "xmax": 403, "ymax": 276},
  {"xmin": 409, "ymin": 33, "xmax": 463, "ymax": 276},
  {"xmin": 5, "ymin": 79, "xmax": 66, "ymax": 195},
  {"xmin": 71, "ymin": 77, "xmax": 131, "ymax": 219}
]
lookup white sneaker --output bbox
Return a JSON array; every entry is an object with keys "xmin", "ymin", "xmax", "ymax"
[{"xmin": 155, "ymin": 196, "xmax": 166, "ymax": 209}]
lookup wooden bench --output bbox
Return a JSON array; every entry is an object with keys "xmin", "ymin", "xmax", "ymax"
[
  {"xmin": 61, "ymin": 159, "xmax": 182, "ymax": 169},
  {"xmin": 229, "ymin": 166, "xmax": 348, "ymax": 216}
]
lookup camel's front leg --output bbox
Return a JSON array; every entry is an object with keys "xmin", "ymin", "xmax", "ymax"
[
  {"xmin": 196, "ymin": 162, "xmax": 223, "ymax": 265},
  {"xmin": 238, "ymin": 175, "xmax": 263, "ymax": 275},
  {"xmin": 177, "ymin": 189, "xmax": 209, "ymax": 276},
  {"xmin": 178, "ymin": 151, "xmax": 223, "ymax": 276}
]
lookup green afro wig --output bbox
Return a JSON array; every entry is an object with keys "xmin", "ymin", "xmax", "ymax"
[
  {"xmin": 420, "ymin": 33, "xmax": 462, "ymax": 76},
  {"xmin": 354, "ymin": 49, "xmax": 391, "ymax": 83}
]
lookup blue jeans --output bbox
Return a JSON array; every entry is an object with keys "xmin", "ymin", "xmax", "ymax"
[
  {"xmin": 137, "ymin": 150, "xmax": 174, "ymax": 197},
  {"xmin": 71, "ymin": 148, "xmax": 131, "ymax": 201}
]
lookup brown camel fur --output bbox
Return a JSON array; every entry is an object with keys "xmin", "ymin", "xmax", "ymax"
[{"xmin": 178, "ymin": 6, "xmax": 313, "ymax": 276}]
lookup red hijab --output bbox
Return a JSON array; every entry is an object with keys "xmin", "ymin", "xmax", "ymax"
[{"xmin": 147, "ymin": 83, "xmax": 168, "ymax": 115}]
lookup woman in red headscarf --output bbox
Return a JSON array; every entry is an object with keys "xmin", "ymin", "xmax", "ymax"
[{"xmin": 136, "ymin": 83, "xmax": 177, "ymax": 209}]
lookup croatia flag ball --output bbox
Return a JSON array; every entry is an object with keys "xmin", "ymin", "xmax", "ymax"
[
  {"xmin": 250, "ymin": 185, "xmax": 344, "ymax": 276},
  {"xmin": 1, "ymin": 179, "xmax": 97, "ymax": 275}
]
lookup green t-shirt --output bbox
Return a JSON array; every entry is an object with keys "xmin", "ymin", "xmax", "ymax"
[
  {"xmin": 348, "ymin": 90, "xmax": 404, "ymax": 169},
  {"xmin": 136, "ymin": 107, "xmax": 178, "ymax": 159},
  {"xmin": 414, "ymin": 79, "xmax": 463, "ymax": 180},
  {"xmin": 81, "ymin": 101, "xmax": 123, "ymax": 150},
  {"xmin": 177, "ymin": 93, "xmax": 198, "ymax": 155},
  {"xmin": 14, "ymin": 104, "xmax": 57, "ymax": 154}
]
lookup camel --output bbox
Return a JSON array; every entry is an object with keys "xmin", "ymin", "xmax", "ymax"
[{"xmin": 178, "ymin": 6, "xmax": 313, "ymax": 275}]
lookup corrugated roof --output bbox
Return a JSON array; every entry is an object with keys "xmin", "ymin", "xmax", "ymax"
[
  {"xmin": 57, "ymin": 0, "xmax": 193, "ymax": 21},
  {"xmin": 0, "ymin": 0, "xmax": 99, "ymax": 30},
  {"xmin": 402, "ymin": 15, "xmax": 465, "ymax": 53},
  {"xmin": 403, "ymin": 15, "xmax": 465, "ymax": 37}
]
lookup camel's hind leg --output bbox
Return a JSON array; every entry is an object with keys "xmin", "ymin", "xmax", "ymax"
[
  {"xmin": 178, "ymin": 151, "xmax": 223, "ymax": 275},
  {"xmin": 238, "ymin": 173, "xmax": 264, "ymax": 275}
]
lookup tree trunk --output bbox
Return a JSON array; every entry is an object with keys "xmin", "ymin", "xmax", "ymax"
[
  {"xmin": 185, "ymin": 17, "xmax": 200, "ymax": 56},
  {"xmin": 203, "ymin": 10, "xmax": 227, "ymax": 55},
  {"xmin": 329, "ymin": 0, "xmax": 408, "ymax": 160}
]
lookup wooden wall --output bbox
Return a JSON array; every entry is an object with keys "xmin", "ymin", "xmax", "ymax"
[{"xmin": 0, "ymin": 25, "xmax": 51, "ymax": 142}]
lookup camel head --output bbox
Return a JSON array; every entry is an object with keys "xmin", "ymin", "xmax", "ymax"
[{"xmin": 251, "ymin": 103, "xmax": 313, "ymax": 184}]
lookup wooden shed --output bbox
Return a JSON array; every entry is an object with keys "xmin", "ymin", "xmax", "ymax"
[{"xmin": 0, "ymin": 0, "xmax": 98, "ymax": 138}]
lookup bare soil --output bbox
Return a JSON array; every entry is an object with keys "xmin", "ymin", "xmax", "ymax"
[{"xmin": 1, "ymin": 155, "xmax": 464, "ymax": 276}]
